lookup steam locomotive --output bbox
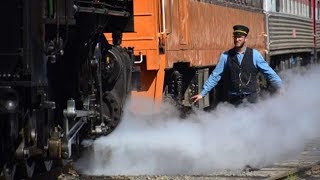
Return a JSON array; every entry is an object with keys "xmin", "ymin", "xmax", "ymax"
[
  {"xmin": 1, "ymin": 0, "xmax": 319, "ymax": 179},
  {"xmin": 0, "ymin": 0, "xmax": 134, "ymax": 179}
]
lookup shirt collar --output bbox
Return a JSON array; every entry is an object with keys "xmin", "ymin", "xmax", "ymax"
[{"xmin": 236, "ymin": 46, "xmax": 247, "ymax": 55}]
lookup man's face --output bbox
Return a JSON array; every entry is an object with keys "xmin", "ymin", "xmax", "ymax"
[{"xmin": 233, "ymin": 34, "xmax": 247, "ymax": 48}]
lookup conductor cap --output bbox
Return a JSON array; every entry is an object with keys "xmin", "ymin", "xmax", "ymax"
[{"xmin": 233, "ymin": 25, "xmax": 249, "ymax": 36}]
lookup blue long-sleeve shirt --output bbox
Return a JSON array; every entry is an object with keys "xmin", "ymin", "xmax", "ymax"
[{"xmin": 200, "ymin": 48, "xmax": 283, "ymax": 97}]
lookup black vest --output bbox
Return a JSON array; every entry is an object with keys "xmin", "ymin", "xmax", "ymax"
[{"xmin": 225, "ymin": 48, "xmax": 258, "ymax": 94}]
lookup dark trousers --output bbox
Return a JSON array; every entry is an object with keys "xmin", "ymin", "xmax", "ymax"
[{"xmin": 228, "ymin": 92, "xmax": 258, "ymax": 106}]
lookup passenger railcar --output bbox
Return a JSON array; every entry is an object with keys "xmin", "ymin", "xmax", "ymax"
[
  {"xmin": 107, "ymin": 0, "xmax": 317, "ymax": 110},
  {"xmin": 265, "ymin": 0, "xmax": 315, "ymax": 70}
]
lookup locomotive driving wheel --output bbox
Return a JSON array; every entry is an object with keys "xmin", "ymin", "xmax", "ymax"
[
  {"xmin": 102, "ymin": 92, "xmax": 122, "ymax": 135},
  {"xmin": 19, "ymin": 113, "xmax": 37, "ymax": 178},
  {"xmin": 0, "ymin": 114, "xmax": 19, "ymax": 180}
]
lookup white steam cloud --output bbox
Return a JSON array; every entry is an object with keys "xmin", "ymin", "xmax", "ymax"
[{"xmin": 75, "ymin": 65, "xmax": 320, "ymax": 176}]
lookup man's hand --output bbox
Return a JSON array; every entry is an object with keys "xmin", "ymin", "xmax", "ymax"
[
  {"xmin": 190, "ymin": 94, "xmax": 203, "ymax": 103},
  {"xmin": 277, "ymin": 87, "xmax": 285, "ymax": 95}
]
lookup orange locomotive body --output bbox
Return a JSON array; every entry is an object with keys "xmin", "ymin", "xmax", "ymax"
[{"xmin": 105, "ymin": 0, "xmax": 265, "ymax": 109}]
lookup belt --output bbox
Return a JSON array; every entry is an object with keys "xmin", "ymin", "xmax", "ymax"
[
  {"xmin": 238, "ymin": 94, "xmax": 250, "ymax": 98},
  {"xmin": 228, "ymin": 92, "xmax": 258, "ymax": 104},
  {"xmin": 230, "ymin": 93, "xmax": 251, "ymax": 99}
]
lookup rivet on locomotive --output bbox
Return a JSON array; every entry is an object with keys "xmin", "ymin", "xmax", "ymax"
[{"xmin": 0, "ymin": 0, "xmax": 134, "ymax": 179}]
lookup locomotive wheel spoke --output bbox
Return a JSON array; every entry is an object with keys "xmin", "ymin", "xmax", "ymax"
[
  {"xmin": 3, "ymin": 163, "xmax": 16, "ymax": 180},
  {"xmin": 25, "ymin": 160, "xmax": 35, "ymax": 177},
  {"xmin": 44, "ymin": 160, "xmax": 53, "ymax": 172}
]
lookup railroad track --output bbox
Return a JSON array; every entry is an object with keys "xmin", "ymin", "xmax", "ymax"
[{"xmin": 32, "ymin": 138, "xmax": 320, "ymax": 180}]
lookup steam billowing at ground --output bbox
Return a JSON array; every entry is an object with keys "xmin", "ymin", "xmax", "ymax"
[{"xmin": 76, "ymin": 65, "xmax": 320, "ymax": 176}]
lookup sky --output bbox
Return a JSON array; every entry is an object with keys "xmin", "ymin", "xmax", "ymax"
[{"xmin": 75, "ymin": 64, "xmax": 320, "ymax": 176}]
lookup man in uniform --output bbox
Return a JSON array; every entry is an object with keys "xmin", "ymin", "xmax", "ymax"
[{"xmin": 191, "ymin": 25, "xmax": 283, "ymax": 105}]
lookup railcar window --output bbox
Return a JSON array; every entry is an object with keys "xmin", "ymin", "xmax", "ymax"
[
  {"xmin": 224, "ymin": 0, "xmax": 263, "ymax": 8},
  {"xmin": 163, "ymin": 0, "xmax": 172, "ymax": 34},
  {"xmin": 309, "ymin": 0, "xmax": 312, "ymax": 18},
  {"xmin": 253, "ymin": 0, "xmax": 263, "ymax": 8},
  {"xmin": 197, "ymin": 0, "xmax": 263, "ymax": 9},
  {"xmin": 271, "ymin": 0, "xmax": 312, "ymax": 18},
  {"xmin": 318, "ymin": 1, "xmax": 320, "ymax": 19},
  {"xmin": 276, "ymin": 0, "xmax": 280, "ymax": 12}
]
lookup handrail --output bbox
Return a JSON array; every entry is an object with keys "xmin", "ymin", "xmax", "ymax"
[
  {"xmin": 160, "ymin": 0, "xmax": 166, "ymax": 35},
  {"xmin": 134, "ymin": 51, "xmax": 144, "ymax": 64}
]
